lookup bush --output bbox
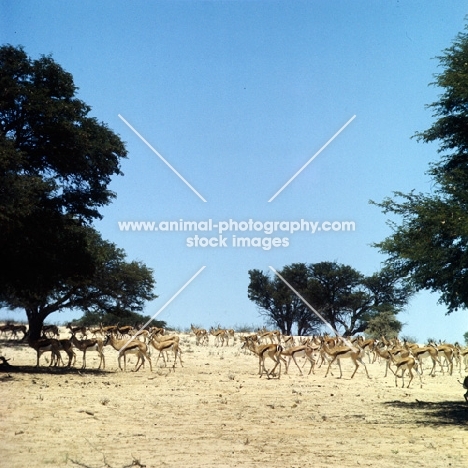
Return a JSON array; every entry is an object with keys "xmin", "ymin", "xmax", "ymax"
[
  {"xmin": 400, "ymin": 335, "xmax": 418, "ymax": 344},
  {"xmin": 70, "ymin": 310, "xmax": 166, "ymax": 329},
  {"xmin": 364, "ymin": 310, "xmax": 403, "ymax": 339}
]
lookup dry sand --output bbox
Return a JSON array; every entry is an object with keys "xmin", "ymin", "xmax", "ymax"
[{"xmin": 0, "ymin": 331, "xmax": 467, "ymax": 468}]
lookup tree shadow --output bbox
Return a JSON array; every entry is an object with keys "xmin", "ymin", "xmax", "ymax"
[
  {"xmin": 0, "ymin": 362, "xmax": 114, "ymax": 376},
  {"xmin": 0, "ymin": 338, "xmax": 29, "ymax": 349},
  {"xmin": 0, "ymin": 339, "xmax": 114, "ymax": 376},
  {"xmin": 383, "ymin": 399, "xmax": 468, "ymax": 426}
]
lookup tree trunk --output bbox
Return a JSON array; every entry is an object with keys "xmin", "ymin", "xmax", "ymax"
[{"xmin": 25, "ymin": 308, "xmax": 47, "ymax": 341}]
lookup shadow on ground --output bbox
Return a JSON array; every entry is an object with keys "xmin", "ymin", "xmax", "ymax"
[
  {"xmin": 0, "ymin": 363, "xmax": 113, "ymax": 376},
  {"xmin": 0, "ymin": 338, "xmax": 29, "ymax": 349},
  {"xmin": 384, "ymin": 399, "xmax": 468, "ymax": 426},
  {"xmin": 0, "ymin": 339, "xmax": 114, "ymax": 376}
]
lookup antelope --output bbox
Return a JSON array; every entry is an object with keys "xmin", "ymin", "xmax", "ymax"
[
  {"xmin": 282, "ymin": 335, "xmax": 296, "ymax": 349},
  {"xmin": 322, "ymin": 342, "xmax": 370, "ymax": 379},
  {"xmin": 66, "ymin": 323, "xmax": 87, "ymax": 338},
  {"xmin": 148, "ymin": 335, "xmax": 183, "ymax": 370},
  {"xmin": 281, "ymin": 345, "xmax": 316, "ymax": 376},
  {"xmin": 390, "ymin": 353, "xmax": 421, "ymax": 388},
  {"xmin": 356, "ymin": 337, "xmax": 376, "ymax": 363},
  {"xmin": 52, "ymin": 338, "xmax": 76, "ymax": 367},
  {"xmin": 149, "ymin": 333, "xmax": 180, "ymax": 361},
  {"xmin": 429, "ymin": 343, "xmax": 454, "ymax": 375},
  {"xmin": 209, "ymin": 327, "xmax": 227, "ymax": 347},
  {"xmin": 242, "ymin": 336, "xmax": 283, "ymax": 379},
  {"xmin": 191, "ymin": 325, "xmax": 208, "ymax": 346},
  {"xmin": 42, "ymin": 324, "xmax": 59, "ymax": 338},
  {"xmin": 128, "ymin": 328, "xmax": 151, "ymax": 344},
  {"xmin": 259, "ymin": 330, "xmax": 281, "ymax": 344},
  {"xmin": 70, "ymin": 331, "xmax": 106, "ymax": 369},
  {"xmin": 408, "ymin": 346, "xmax": 442, "ymax": 376},
  {"xmin": 5, "ymin": 324, "xmax": 28, "ymax": 340},
  {"xmin": 106, "ymin": 332, "xmax": 152, "ymax": 372},
  {"xmin": 28, "ymin": 337, "xmax": 62, "ymax": 367},
  {"xmin": 116, "ymin": 325, "xmax": 134, "ymax": 337},
  {"xmin": 373, "ymin": 344, "xmax": 395, "ymax": 377},
  {"xmin": 149, "ymin": 326, "xmax": 165, "ymax": 336},
  {"xmin": 100, "ymin": 323, "xmax": 119, "ymax": 335}
]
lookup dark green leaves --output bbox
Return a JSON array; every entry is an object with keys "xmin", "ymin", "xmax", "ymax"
[
  {"xmin": 248, "ymin": 262, "xmax": 409, "ymax": 336},
  {"xmin": 0, "ymin": 46, "xmax": 155, "ymax": 340},
  {"xmin": 374, "ymin": 25, "xmax": 468, "ymax": 313}
]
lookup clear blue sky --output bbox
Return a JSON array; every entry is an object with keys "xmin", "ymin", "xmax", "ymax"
[{"xmin": 1, "ymin": 1, "xmax": 467, "ymax": 342}]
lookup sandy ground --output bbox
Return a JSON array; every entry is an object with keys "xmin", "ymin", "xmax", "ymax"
[{"xmin": 0, "ymin": 330, "xmax": 467, "ymax": 468}]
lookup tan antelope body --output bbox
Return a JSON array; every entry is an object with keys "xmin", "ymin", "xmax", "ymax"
[
  {"xmin": 322, "ymin": 342, "xmax": 370, "ymax": 379},
  {"xmin": 106, "ymin": 333, "xmax": 152, "ymax": 372},
  {"xmin": 70, "ymin": 332, "xmax": 106, "ymax": 369},
  {"xmin": 242, "ymin": 336, "xmax": 283, "ymax": 379},
  {"xmin": 148, "ymin": 336, "xmax": 183, "ymax": 370},
  {"xmin": 281, "ymin": 345, "xmax": 316, "ymax": 376}
]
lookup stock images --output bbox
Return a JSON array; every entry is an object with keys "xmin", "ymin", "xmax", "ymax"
[{"xmin": 118, "ymin": 218, "xmax": 356, "ymax": 249}]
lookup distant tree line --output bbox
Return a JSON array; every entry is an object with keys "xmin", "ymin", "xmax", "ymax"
[
  {"xmin": 248, "ymin": 262, "xmax": 412, "ymax": 337},
  {"xmin": 72, "ymin": 310, "xmax": 166, "ymax": 329}
]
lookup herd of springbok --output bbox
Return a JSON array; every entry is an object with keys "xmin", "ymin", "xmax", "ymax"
[
  {"xmin": 236, "ymin": 329, "xmax": 467, "ymax": 387},
  {"xmin": 0, "ymin": 322, "xmax": 467, "ymax": 389}
]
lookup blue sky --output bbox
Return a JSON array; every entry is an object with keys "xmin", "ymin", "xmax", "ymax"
[{"xmin": 1, "ymin": 1, "xmax": 467, "ymax": 342}]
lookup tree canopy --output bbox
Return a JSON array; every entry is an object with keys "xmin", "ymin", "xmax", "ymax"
[
  {"xmin": 0, "ymin": 45, "xmax": 156, "ymax": 339},
  {"xmin": 372, "ymin": 26, "xmax": 468, "ymax": 313},
  {"xmin": 248, "ymin": 262, "xmax": 411, "ymax": 336},
  {"xmin": 0, "ymin": 45, "xmax": 126, "ymax": 221}
]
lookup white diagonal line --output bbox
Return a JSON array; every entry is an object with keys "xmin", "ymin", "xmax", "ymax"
[
  {"xmin": 118, "ymin": 266, "xmax": 206, "ymax": 354},
  {"xmin": 118, "ymin": 114, "xmax": 207, "ymax": 202},
  {"xmin": 269, "ymin": 266, "xmax": 355, "ymax": 349},
  {"xmin": 268, "ymin": 115, "xmax": 356, "ymax": 202}
]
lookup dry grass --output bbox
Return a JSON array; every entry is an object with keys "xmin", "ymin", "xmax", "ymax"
[{"xmin": 0, "ymin": 332, "xmax": 467, "ymax": 468}]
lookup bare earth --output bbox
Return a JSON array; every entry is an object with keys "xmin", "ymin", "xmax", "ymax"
[{"xmin": 0, "ymin": 332, "xmax": 467, "ymax": 468}]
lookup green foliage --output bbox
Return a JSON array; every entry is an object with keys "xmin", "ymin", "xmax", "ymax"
[
  {"xmin": 248, "ymin": 263, "xmax": 319, "ymax": 335},
  {"xmin": 0, "ymin": 46, "xmax": 156, "ymax": 340},
  {"xmin": 75, "ymin": 230, "xmax": 157, "ymax": 315},
  {"xmin": 372, "ymin": 26, "xmax": 468, "ymax": 313},
  {"xmin": 233, "ymin": 323, "xmax": 260, "ymax": 333},
  {"xmin": 0, "ymin": 45, "xmax": 126, "ymax": 222},
  {"xmin": 400, "ymin": 335, "xmax": 418, "ymax": 344},
  {"xmin": 464, "ymin": 331, "xmax": 468, "ymax": 345},
  {"xmin": 248, "ymin": 262, "xmax": 410, "ymax": 336},
  {"xmin": 72, "ymin": 310, "xmax": 166, "ymax": 329},
  {"xmin": 0, "ymin": 45, "xmax": 127, "ymax": 305},
  {"xmin": 3, "ymin": 226, "xmax": 157, "ymax": 340},
  {"xmin": 364, "ymin": 310, "xmax": 403, "ymax": 339}
]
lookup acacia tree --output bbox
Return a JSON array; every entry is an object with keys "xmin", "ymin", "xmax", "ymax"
[
  {"xmin": 372, "ymin": 26, "xmax": 468, "ymax": 313},
  {"xmin": 305, "ymin": 263, "xmax": 410, "ymax": 336},
  {"xmin": 3, "ymin": 228, "xmax": 157, "ymax": 340},
  {"xmin": 0, "ymin": 45, "xmax": 156, "ymax": 339},
  {"xmin": 248, "ymin": 263, "xmax": 322, "ymax": 335},
  {"xmin": 247, "ymin": 268, "xmax": 296, "ymax": 335},
  {"xmin": 306, "ymin": 262, "xmax": 365, "ymax": 336},
  {"xmin": 248, "ymin": 262, "xmax": 410, "ymax": 336}
]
